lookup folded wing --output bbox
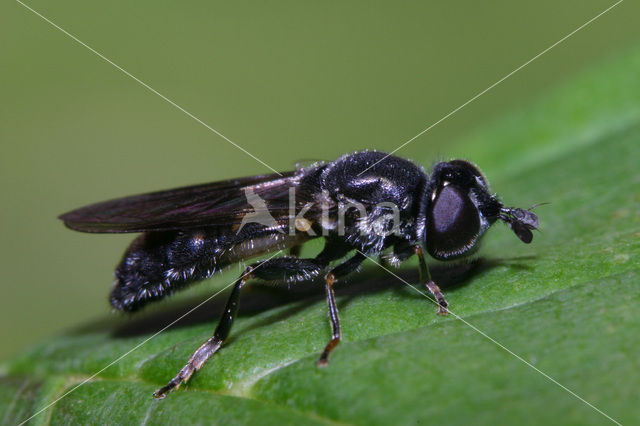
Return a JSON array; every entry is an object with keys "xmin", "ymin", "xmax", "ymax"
[{"xmin": 59, "ymin": 171, "xmax": 304, "ymax": 233}]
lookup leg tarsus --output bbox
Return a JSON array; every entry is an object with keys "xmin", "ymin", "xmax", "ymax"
[
  {"xmin": 317, "ymin": 337, "xmax": 340, "ymax": 366},
  {"xmin": 425, "ymin": 280, "xmax": 449, "ymax": 315},
  {"xmin": 153, "ymin": 337, "xmax": 223, "ymax": 398}
]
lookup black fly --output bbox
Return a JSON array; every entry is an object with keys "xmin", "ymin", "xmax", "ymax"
[{"xmin": 59, "ymin": 151, "xmax": 539, "ymax": 398}]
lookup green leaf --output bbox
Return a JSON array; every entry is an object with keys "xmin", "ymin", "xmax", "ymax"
[{"xmin": 3, "ymin": 48, "xmax": 639, "ymax": 425}]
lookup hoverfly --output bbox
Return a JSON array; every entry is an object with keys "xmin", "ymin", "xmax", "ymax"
[{"xmin": 59, "ymin": 151, "xmax": 538, "ymax": 398}]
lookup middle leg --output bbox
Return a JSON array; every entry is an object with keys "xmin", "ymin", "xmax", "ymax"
[{"xmin": 317, "ymin": 251, "xmax": 366, "ymax": 366}]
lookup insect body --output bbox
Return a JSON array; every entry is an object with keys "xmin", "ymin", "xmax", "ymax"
[{"xmin": 59, "ymin": 151, "xmax": 538, "ymax": 398}]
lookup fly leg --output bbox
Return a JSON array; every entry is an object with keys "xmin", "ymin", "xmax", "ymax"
[
  {"xmin": 414, "ymin": 246, "xmax": 449, "ymax": 315},
  {"xmin": 289, "ymin": 244, "xmax": 302, "ymax": 257},
  {"xmin": 317, "ymin": 252, "xmax": 366, "ymax": 366},
  {"xmin": 153, "ymin": 266, "xmax": 252, "ymax": 399},
  {"xmin": 153, "ymin": 256, "xmax": 325, "ymax": 399}
]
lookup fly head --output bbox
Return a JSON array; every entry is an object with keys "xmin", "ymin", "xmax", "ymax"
[{"xmin": 423, "ymin": 160, "xmax": 501, "ymax": 260}]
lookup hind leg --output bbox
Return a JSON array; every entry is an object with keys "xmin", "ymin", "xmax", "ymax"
[{"xmin": 153, "ymin": 256, "xmax": 326, "ymax": 398}]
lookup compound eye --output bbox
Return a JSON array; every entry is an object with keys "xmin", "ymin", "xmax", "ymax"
[{"xmin": 426, "ymin": 184, "xmax": 480, "ymax": 260}]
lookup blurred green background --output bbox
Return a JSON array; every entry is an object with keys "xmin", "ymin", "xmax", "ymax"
[{"xmin": 0, "ymin": 0, "xmax": 638, "ymax": 364}]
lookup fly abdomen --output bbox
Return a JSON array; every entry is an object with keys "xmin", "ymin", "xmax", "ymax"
[
  {"xmin": 111, "ymin": 227, "xmax": 311, "ymax": 312},
  {"xmin": 111, "ymin": 230, "xmax": 224, "ymax": 312}
]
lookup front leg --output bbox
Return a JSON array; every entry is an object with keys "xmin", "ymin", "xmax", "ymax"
[{"xmin": 414, "ymin": 246, "xmax": 449, "ymax": 315}]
